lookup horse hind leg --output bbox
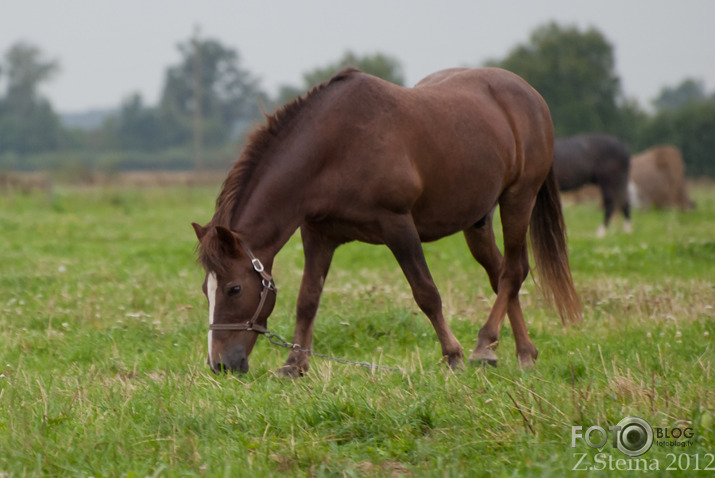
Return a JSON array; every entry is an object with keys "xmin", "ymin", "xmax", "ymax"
[
  {"xmin": 601, "ymin": 178, "xmax": 633, "ymax": 236},
  {"xmin": 618, "ymin": 184, "xmax": 632, "ymax": 234},
  {"xmin": 469, "ymin": 193, "xmax": 539, "ymax": 368},
  {"xmin": 380, "ymin": 214, "xmax": 464, "ymax": 369},
  {"xmin": 622, "ymin": 201, "xmax": 632, "ymax": 233},
  {"xmin": 463, "ymin": 210, "xmax": 503, "ymax": 366},
  {"xmin": 598, "ymin": 184, "xmax": 615, "ymax": 238}
]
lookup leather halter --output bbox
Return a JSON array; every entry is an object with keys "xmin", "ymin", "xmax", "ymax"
[{"xmin": 208, "ymin": 241, "xmax": 276, "ymax": 333}]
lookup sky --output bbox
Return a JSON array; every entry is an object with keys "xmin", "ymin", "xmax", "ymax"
[{"xmin": 1, "ymin": 0, "xmax": 714, "ymax": 113}]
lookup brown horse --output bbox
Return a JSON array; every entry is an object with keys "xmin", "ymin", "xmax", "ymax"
[
  {"xmin": 629, "ymin": 145, "xmax": 694, "ymax": 211},
  {"xmin": 192, "ymin": 67, "xmax": 581, "ymax": 376}
]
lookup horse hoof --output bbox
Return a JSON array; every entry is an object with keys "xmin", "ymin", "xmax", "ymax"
[
  {"xmin": 446, "ymin": 355, "xmax": 465, "ymax": 371},
  {"xmin": 275, "ymin": 364, "xmax": 306, "ymax": 379},
  {"xmin": 469, "ymin": 357, "xmax": 498, "ymax": 368},
  {"xmin": 517, "ymin": 346, "xmax": 538, "ymax": 369},
  {"xmin": 518, "ymin": 356, "xmax": 535, "ymax": 369},
  {"xmin": 469, "ymin": 347, "xmax": 498, "ymax": 368}
]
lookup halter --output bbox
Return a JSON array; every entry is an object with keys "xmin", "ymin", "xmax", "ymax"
[{"xmin": 208, "ymin": 241, "xmax": 276, "ymax": 334}]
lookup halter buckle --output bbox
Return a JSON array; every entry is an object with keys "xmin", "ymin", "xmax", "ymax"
[{"xmin": 251, "ymin": 258, "xmax": 264, "ymax": 273}]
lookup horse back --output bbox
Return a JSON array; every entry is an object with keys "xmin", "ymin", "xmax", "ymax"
[
  {"xmin": 554, "ymin": 134, "xmax": 629, "ymax": 191},
  {"xmin": 408, "ymin": 67, "xmax": 554, "ymax": 192},
  {"xmin": 310, "ymin": 68, "xmax": 554, "ymax": 241}
]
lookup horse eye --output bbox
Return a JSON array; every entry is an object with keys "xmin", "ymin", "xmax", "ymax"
[{"xmin": 227, "ymin": 285, "xmax": 242, "ymax": 297}]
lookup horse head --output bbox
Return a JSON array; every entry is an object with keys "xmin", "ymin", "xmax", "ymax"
[{"xmin": 192, "ymin": 223, "xmax": 277, "ymax": 374}]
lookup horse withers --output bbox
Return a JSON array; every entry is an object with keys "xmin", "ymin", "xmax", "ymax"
[
  {"xmin": 193, "ymin": 67, "xmax": 581, "ymax": 376},
  {"xmin": 554, "ymin": 134, "xmax": 631, "ymax": 237}
]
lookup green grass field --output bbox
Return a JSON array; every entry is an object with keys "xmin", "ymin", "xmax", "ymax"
[{"xmin": 1, "ymin": 180, "xmax": 713, "ymax": 477}]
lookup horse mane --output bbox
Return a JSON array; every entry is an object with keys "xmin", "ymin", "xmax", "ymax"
[{"xmin": 211, "ymin": 68, "xmax": 359, "ymax": 227}]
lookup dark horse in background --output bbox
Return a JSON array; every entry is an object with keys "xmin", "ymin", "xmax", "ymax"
[
  {"xmin": 554, "ymin": 134, "xmax": 631, "ymax": 237},
  {"xmin": 193, "ymin": 67, "xmax": 581, "ymax": 376}
]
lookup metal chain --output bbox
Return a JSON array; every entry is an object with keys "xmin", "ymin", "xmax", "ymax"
[
  {"xmin": 262, "ymin": 330, "xmax": 405, "ymax": 373},
  {"xmin": 222, "ymin": 248, "xmax": 405, "ymax": 373}
]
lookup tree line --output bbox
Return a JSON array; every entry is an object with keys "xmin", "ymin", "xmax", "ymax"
[
  {"xmin": 489, "ymin": 23, "xmax": 715, "ymax": 177},
  {"xmin": 1, "ymin": 22, "xmax": 714, "ymax": 176}
]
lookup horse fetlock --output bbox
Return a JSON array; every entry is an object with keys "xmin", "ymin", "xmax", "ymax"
[{"xmin": 475, "ymin": 333, "xmax": 499, "ymax": 350}]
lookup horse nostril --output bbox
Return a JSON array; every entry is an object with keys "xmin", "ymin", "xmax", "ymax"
[{"xmin": 225, "ymin": 346, "xmax": 249, "ymax": 373}]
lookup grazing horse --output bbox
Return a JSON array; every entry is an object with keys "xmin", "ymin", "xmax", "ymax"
[
  {"xmin": 629, "ymin": 145, "xmax": 694, "ymax": 211},
  {"xmin": 192, "ymin": 67, "xmax": 581, "ymax": 376},
  {"xmin": 554, "ymin": 134, "xmax": 631, "ymax": 237}
]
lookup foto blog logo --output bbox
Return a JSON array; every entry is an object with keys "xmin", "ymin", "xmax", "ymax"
[{"xmin": 572, "ymin": 417, "xmax": 654, "ymax": 457}]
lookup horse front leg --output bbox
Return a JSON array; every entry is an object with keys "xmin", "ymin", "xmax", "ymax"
[
  {"xmin": 278, "ymin": 225, "xmax": 337, "ymax": 378},
  {"xmin": 380, "ymin": 214, "xmax": 464, "ymax": 369}
]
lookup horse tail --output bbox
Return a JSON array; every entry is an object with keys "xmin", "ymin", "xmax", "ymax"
[{"xmin": 530, "ymin": 166, "xmax": 582, "ymax": 324}]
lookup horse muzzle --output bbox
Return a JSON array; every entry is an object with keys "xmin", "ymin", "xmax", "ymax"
[{"xmin": 208, "ymin": 345, "xmax": 249, "ymax": 374}]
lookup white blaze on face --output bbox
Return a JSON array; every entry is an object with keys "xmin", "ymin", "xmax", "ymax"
[{"xmin": 207, "ymin": 272, "xmax": 218, "ymax": 367}]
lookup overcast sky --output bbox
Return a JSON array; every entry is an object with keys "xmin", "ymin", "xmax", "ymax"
[{"xmin": 2, "ymin": 0, "xmax": 714, "ymax": 113}]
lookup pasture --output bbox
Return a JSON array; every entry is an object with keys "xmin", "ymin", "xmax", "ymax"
[{"xmin": 0, "ymin": 178, "xmax": 713, "ymax": 476}]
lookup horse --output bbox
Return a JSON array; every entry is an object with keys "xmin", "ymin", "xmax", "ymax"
[
  {"xmin": 629, "ymin": 145, "xmax": 694, "ymax": 211},
  {"xmin": 192, "ymin": 67, "xmax": 582, "ymax": 376},
  {"xmin": 554, "ymin": 134, "xmax": 631, "ymax": 237}
]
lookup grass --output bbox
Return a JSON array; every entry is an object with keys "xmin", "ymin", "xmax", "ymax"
[{"xmin": 0, "ymin": 180, "xmax": 713, "ymax": 477}]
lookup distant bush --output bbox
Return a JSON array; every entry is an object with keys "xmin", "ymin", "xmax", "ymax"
[
  {"xmin": 637, "ymin": 101, "xmax": 715, "ymax": 177},
  {"xmin": 0, "ymin": 147, "xmax": 240, "ymax": 175}
]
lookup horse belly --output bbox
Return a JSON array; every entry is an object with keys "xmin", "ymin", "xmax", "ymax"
[
  {"xmin": 411, "ymin": 161, "xmax": 504, "ymax": 241},
  {"xmin": 412, "ymin": 198, "xmax": 498, "ymax": 241}
]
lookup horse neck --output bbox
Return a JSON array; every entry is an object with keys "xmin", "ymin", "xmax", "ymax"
[
  {"xmin": 221, "ymin": 89, "xmax": 340, "ymax": 264},
  {"xmin": 229, "ymin": 147, "xmax": 316, "ymax": 264}
]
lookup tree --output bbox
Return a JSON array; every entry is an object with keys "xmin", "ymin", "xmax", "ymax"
[
  {"xmin": 158, "ymin": 36, "xmax": 264, "ymax": 148},
  {"xmin": 652, "ymin": 78, "xmax": 710, "ymax": 112},
  {"xmin": 0, "ymin": 42, "xmax": 63, "ymax": 154},
  {"xmin": 276, "ymin": 51, "xmax": 405, "ymax": 105},
  {"xmin": 638, "ymin": 101, "xmax": 715, "ymax": 177},
  {"xmin": 489, "ymin": 22, "xmax": 623, "ymax": 137},
  {"xmin": 632, "ymin": 78, "xmax": 715, "ymax": 177},
  {"xmin": 115, "ymin": 93, "xmax": 163, "ymax": 151}
]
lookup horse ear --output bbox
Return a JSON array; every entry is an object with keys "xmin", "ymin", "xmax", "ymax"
[
  {"xmin": 192, "ymin": 222, "xmax": 209, "ymax": 241},
  {"xmin": 214, "ymin": 225, "xmax": 240, "ymax": 255}
]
